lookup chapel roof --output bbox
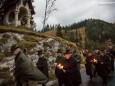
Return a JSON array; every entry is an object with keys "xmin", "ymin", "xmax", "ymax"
[{"xmin": 0, "ymin": 0, "xmax": 35, "ymax": 14}]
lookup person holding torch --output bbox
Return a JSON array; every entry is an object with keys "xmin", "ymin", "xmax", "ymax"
[
  {"xmin": 55, "ymin": 49, "xmax": 65, "ymax": 86},
  {"xmin": 59, "ymin": 49, "xmax": 82, "ymax": 86}
]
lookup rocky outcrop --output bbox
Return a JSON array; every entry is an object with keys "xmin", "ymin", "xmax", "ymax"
[{"xmin": 0, "ymin": 32, "xmax": 76, "ymax": 85}]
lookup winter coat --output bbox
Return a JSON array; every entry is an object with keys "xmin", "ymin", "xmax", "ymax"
[
  {"xmin": 74, "ymin": 54, "xmax": 82, "ymax": 64},
  {"xmin": 14, "ymin": 50, "xmax": 48, "ymax": 84},
  {"xmin": 107, "ymin": 51, "xmax": 115, "ymax": 71},
  {"xmin": 96, "ymin": 55, "xmax": 111, "ymax": 78},
  {"xmin": 85, "ymin": 56, "xmax": 94, "ymax": 76},
  {"xmin": 109, "ymin": 49, "xmax": 115, "ymax": 56},
  {"xmin": 36, "ymin": 57, "xmax": 49, "ymax": 78},
  {"xmin": 74, "ymin": 54, "xmax": 82, "ymax": 69},
  {"xmin": 62, "ymin": 57, "xmax": 82, "ymax": 86},
  {"xmin": 55, "ymin": 56, "xmax": 64, "ymax": 82},
  {"xmin": 109, "ymin": 49, "xmax": 115, "ymax": 60}
]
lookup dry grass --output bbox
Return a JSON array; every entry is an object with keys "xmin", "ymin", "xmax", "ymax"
[{"xmin": 44, "ymin": 30, "xmax": 57, "ymax": 37}]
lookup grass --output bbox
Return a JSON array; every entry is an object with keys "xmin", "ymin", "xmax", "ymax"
[
  {"xmin": 44, "ymin": 30, "xmax": 57, "ymax": 37},
  {"xmin": 24, "ymin": 35, "xmax": 39, "ymax": 42},
  {"xmin": 0, "ymin": 26, "xmax": 47, "ymax": 38},
  {"xmin": 53, "ymin": 37, "xmax": 76, "ymax": 48},
  {"xmin": 17, "ymin": 41, "xmax": 37, "ymax": 51}
]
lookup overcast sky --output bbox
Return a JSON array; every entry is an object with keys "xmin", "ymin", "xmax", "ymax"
[{"xmin": 33, "ymin": 0, "xmax": 115, "ymax": 30}]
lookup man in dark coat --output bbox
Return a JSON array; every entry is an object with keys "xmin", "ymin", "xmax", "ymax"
[
  {"xmin": 36, "ymin": 50, "xmax": 49, "ymax": 86},
  {"xmin": 73, "ymin": 50, "xmax": 82, "ymax": 69},
  {"xmin": 85, "ymin": 51, "xmax": 94, "ymax": 79},
  {"xmin": 108, "ymin": 46, "xmax": 115, "ymax": 71},
  {"xmin": 106, "ymin": 50, "xmax": 113, "ymax": 77},
  {"xmin": 59, "ymin": 49, "xmax": 82, "ymax": 86},
  {"xmin": 11, "ymin": 44, "xmax": 48, "ymax": 86},
  {"xmin": 96, "ymin": 50, "xmax": 111, "ymax": 86},
  {"xmin": 55, "ymin": 49, "xmax": 64, "ymax": 86}
]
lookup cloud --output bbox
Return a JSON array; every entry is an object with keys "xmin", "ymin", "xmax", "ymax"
[{"xmin": 33, "ymin": 0, "xmax": 115, "ymax": 30}]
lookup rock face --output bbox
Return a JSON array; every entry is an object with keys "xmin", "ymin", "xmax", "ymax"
[{"xmin": 0, "ymin": 32, "xmax": 70, "ymax": 85}]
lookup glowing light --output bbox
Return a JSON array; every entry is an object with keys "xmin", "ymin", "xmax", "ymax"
[
  {"xmin": 57, "ymin": 64, "xmax": 63, "ymax": 69},
  {"xmin": 94, "ymin": 59, "xmax": 97, "ymax": 63}
]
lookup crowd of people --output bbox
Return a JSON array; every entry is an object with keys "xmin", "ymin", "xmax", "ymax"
[
  {"xmin": 10, "ymin": 44, "xmax": 115, "ymax": 86},
  {"xmin": 83, "ymin": 46, "xmax": 115, "ymax": 86}
]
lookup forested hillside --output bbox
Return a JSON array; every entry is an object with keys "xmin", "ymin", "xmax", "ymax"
[
  {"xmin": 63, "ymin": 19, "xmax": 115, "ymax": 49},
  {"xmin": 43, "ymin": 19, "xmax": 115, "ymax": 49}
]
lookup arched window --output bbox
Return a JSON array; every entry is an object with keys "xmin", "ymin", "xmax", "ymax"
[
  {"xmin": 8, "ymin": 11, "xmax": 15, "ymax": 23},
  {"xmin": 18, "ymin": 7, "xmax": 28, "ymax": 26},
  {"xmin": 21, "ymin": 16, "xmax": 27, "ymax": 26}
]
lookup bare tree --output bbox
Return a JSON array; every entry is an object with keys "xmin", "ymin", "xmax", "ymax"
[{"xmin": 42, "ymin": 0, "xmax": 57, "ymax": 32}]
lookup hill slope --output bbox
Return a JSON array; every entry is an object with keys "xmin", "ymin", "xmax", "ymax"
[{"xmin": 46, "ymin": 19, "xmax": 115, "ymax": 49}]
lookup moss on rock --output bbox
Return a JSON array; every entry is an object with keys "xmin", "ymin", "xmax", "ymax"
[
  {"xmin": 0, "ymin": 33, "xmax": 10, "ymax": 44},
  {"xmin": 17, "ymin": 41, "xmax": 37, "ymax": 51},
  {"xmin": 43, "ymin": 42, "xmax": 53, "ymax": 48},
  {"xmin": 24, "ymin": 35, "xmax": 39, "ymax": 42}
]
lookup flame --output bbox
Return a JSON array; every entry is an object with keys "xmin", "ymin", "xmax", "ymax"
[
  {"xmin": 60, "ymin": 66, "xmax": 63, "ymax": 69},
  {"xmin": 94, "ymin": 59, "xmax": 97, "ymax": 62},
  {"xmin": 57, "ymin": 64, "xmax": 63, "ymax": 69},
  {"xmin": 58, "ymin": 64, "xmax": 61, "ymax": 67}
]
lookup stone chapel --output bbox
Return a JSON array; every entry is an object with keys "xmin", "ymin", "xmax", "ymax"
[{"xmin": 0, "ymin": 0, "xmax": 35, "ymax": 29}]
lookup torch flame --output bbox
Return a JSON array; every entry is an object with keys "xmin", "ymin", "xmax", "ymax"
[
  {"xmin": 94, "ymin": 59, "xmax": 97, "ymax": 63},
  {"xmin": 57, "ymin": 64, "xmax": 63, "ymax": 69}
]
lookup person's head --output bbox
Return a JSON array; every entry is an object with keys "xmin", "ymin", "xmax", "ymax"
[
  {"xmin": 87, "ymin": 51, "xmax": 92, "ymax": 57},
  {"xmin": 23, "ymin": 48, "xmax": 27, "ymax": 54},
  {"xmin": 37, "ymin": 50, "xmax": 43, "ymax": 58},
  {"xmin": 83, "ymin": 49, "xmax": 88, "ymax": 54},
  {"xmin": 64, "ymin": 50, "xmax": 71, "ymax": 59},
  {"xmin": 100, "ymin": 50, "xmax": 105, "ymax": 56},
  {"xmin": 11, "ymin": 44, "xmax": 20, "ymax": 55},
  {"xmin": 56, "ymin": 49, "xmax": 62, "ymax": 56},
  {"xmin": 109, "ymin": 46, "xmax": 112, "ymax": 50}
]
